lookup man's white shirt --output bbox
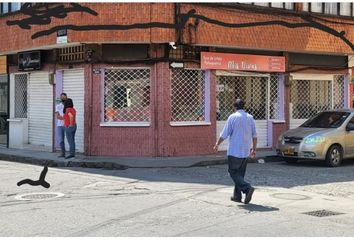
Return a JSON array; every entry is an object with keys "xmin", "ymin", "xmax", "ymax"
[{"xmin": 55, "ymin": 103, "xmax": 64, "ymax": 127}]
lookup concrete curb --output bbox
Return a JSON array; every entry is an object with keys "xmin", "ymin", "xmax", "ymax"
[{"xmin": 0, "ymin": 151, "xmax": 282, "ymax": 169}]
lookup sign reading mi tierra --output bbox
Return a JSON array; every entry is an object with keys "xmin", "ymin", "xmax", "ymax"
[{"xmin": 201, "ymin": 52, "xmax": 285, "ymax": 72}]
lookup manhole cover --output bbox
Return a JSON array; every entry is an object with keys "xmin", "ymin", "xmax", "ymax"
[
  {"xmin": 15, "ymin": 192, "xmax": 64, "ymax": 201},
  {"xmin": 271, "ymin": 193, "xmax": 311, "ymax": 200},
  {"xmin": 303, "ymin": 209, "xmax": 344, "ymax": 217}
]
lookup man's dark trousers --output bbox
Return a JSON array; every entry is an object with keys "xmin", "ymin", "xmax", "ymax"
[{"xmin": 227, "ymin": 156, "xmax": 251, "ymax": 200}]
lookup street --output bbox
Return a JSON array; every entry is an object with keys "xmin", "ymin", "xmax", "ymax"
[{"xmin": 1, "ymin": 159, "xmax": 354, "ymax": 237}]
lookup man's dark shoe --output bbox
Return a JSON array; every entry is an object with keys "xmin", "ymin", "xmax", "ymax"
[
  {"xmin": 65, "ymin": 155, "xmax": 75, "ymax": 159},
  {"xmin": 230, "ymin": 196, "xmax": 242, "ymax": 203},
  {"xmin": 244, "ymin": 187, "xmax": 255, "ymax": 204}
]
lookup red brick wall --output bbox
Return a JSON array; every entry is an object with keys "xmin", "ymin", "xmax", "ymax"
[
  {"xmin": 86, "ymin": 63, "xmax": 155, "ymax": 156},
  {"xmin": 180, "ymin": 4, "xmax": 354, "ymax": 54},
  {"xmin": 1, "ymin": 3, "xmax": 354, "ymax": 54},
  {"xmin": 156, "ymin": 63, "xmax": 216, "ymax": 157},
  {"xmin": 0, "ymin": 3, "xmax": 175, "ymax": 53}
]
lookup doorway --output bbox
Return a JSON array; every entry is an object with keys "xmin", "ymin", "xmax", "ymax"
[{"xmin": 0, "ymin": 75, "xmax": 8, "ymax": 145}]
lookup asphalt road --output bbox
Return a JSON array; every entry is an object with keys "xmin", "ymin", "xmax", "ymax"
[{"xmin": 1, "ymin": 158, "xmax": 354, "ymax": 237}]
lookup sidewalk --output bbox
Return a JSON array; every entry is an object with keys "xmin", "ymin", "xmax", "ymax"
[{"xmin": 0, "ymin": 145, "xmax": 279, "ymax": 169}]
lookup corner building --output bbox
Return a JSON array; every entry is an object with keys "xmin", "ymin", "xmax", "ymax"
[{"xmin": 0, "ymin": 3, "xmax": 353, "ymax": 157}]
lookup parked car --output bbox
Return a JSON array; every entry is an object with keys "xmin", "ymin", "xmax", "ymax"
[{"xmin": 276, "ymin": 109, "xmax": 354, "ymax": 167}]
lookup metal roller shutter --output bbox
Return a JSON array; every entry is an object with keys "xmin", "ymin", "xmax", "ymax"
[
  {"xmin": 28, "ymin": 72, "xmax": 53, "ymax": 147},
  {"xmin": 63, "ymin": 69, "xmax": 85, "ymax": 152}
]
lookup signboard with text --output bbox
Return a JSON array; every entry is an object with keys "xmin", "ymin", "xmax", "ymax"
[
  {"xmin": 200, "ymin": 52, "xmax": 285, "ymax": 72},
  {"xmin": 0, "ymin": 56, "xmax": 7, "ymax": 74}
]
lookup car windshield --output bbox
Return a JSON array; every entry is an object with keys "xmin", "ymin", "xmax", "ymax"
[{"xmin": 300, "ymin": 111, "xmax": 350, "ymax": 128}]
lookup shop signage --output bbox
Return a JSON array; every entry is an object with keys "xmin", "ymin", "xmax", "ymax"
[
  {"xmin": 0, "ymin": 56, "xmax": 6, "ymax": 74},
  {"xmin": 201, "ymin": 52, "xmax": 285, "ymax": 72},
  {"xmin": 170, "ymin": 62, "xmax": 184, "ymax": 68},
  {"xmin": 18, "ymin": 51, "xmax": 41, "ymax": 71},
  {"xmin": 57, "ymin": 29, "xmax": 68, "ymax": 44}
]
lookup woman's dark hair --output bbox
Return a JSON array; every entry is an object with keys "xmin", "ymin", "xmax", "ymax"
[{"xmin": 63, "ymin": 98, "xmax": 74, "ymax": 114}]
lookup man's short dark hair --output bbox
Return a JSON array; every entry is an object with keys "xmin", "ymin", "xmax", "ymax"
[
  {"xmin": 234, "ymin": 98, "xmax": 245, "ymax": 110},
  {"xmin": 60, "ymin": 93, "xmax": 67, "ymax": 97}
]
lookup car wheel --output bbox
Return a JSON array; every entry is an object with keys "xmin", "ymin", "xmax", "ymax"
[
  {"xmin": 325, "ymin": 145, "xmax": 343, "ymax": 167},
  {"xmin": 284, "ymin": 158, "xmax": 298, "ymax": 164}
]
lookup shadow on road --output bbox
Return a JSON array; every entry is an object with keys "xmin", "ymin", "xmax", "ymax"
[{"xmin": 238, "ymin": 203, "xmax": 279, "ymax": 212}]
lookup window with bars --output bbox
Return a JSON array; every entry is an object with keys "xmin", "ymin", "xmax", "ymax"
[
  {"xmin": 216, "ymin": 75, "xmax": 269, "ymax": 121},
  {"xmin": 170, "ymin": 69, "xmax": 207, "ymax": 123},
  {"xmin": 103, "ymin": 68, "xmax": 151, "ymax": 124},
  {"xmin": 333, "ymin": 75, "xmax": 345, "ymax": 109},
  {"xmin": 269, "ymin": 74, "xmax": 282, "ymax": 120},
  {"xmin": 14, "ymin": 74, "xmax": 28, "ymax": 118},
  {"xmin": 291, "ymin": 79, "xmax": 332, "ymax": 119},
  {"xmin": 57, "ymin": 45, "xmax": 85, "ymax": 63}
]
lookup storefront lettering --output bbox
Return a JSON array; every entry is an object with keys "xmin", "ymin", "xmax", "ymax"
[{"xmin": 241, "ymin": 61, "xmax": 257, "ymax": 71}]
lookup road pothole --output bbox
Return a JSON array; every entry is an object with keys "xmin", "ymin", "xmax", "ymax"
[{"xmin": 15, "ymin": 192, "xmax": 65, "ymax": 201}]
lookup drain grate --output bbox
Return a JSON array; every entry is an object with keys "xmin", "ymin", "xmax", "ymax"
[
  {"xmin": 15, "ymin": 192, "xmax": 64, "ymax": 201},
  {"xmin": 303, "ymin": 209, "xmax": 344, "ymax": 217}
]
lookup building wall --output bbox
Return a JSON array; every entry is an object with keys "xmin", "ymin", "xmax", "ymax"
[
  {"xmin": 0, "ymin": 3, "xmax": 175, "ymax": 53},
  {"xmin": 180, "ymin": 3, "xmax": 354, "ymax": 54},
  {"xmin": 156, "ymin": 62, "xmax": 216, "ymax": 157},
  {"xmin": 86, "ymin": 61, "xmax": 216, "ymax": 157},
  {"xmin": 1, "ymin": 3, "xmax": 354, "ymax": 55}
]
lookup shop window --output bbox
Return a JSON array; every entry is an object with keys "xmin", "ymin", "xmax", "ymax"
[
  {"xmin": 333, "ymin": 75, "xmax": 345, "ymax": 109},
  {"xmin": 269, "ymin": 74, "xmax": 282, "ymax": 120},
  {"xmin": 14, "ymin": 74, "xmax": 28, "ymax": 118},
  {"xmin": 170, "ymin": 69, "xmax": 208, "ymax": 123},
  {"xmin": 291, "ymin": 79, "xmax": 332, "ymax": 119},
  {"xmin": 216, "ymin": 75, "xmax": 268, "ymax": 121},
  {"xmin": 103, "ymin": 68, "xmax": 150, "ymax": 124}
]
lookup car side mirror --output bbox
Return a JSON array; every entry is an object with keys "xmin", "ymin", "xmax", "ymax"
[{"xmin": 346, "ymin": 123, "xmax": 354, "ymax": 132}]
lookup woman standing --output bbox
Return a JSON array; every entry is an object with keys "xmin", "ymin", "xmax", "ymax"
[{"xmin": 63, "ymin": 98, "xmax": 77, "ymax": 159}]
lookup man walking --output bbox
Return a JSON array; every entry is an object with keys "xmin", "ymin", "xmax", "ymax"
[
  {"xmin": 55, "ymin": 93, "xmax": 67, "ymax": 158},
  {"xmin": 214, "ymin": 99, "xmax": 257, "ymax": 204}
]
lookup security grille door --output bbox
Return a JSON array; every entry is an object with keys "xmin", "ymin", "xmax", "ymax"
[
  {"xmin": 290, "ymin": 79, "xmax": 333, "ymax": 129},
  {"xmin": 216, "ymin": 75, "xmax": 270, "ymax": 150},
  {"xmin": 14, "ymin": 74, "xmax": 28, "ymax": 118},
  {"xmin": 28, "ymin": 72, "xmax": 53, "ymax": 148},
  {"xmin": 63, "ymin": 69, "xmax": 85, "ymax": 152}
]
